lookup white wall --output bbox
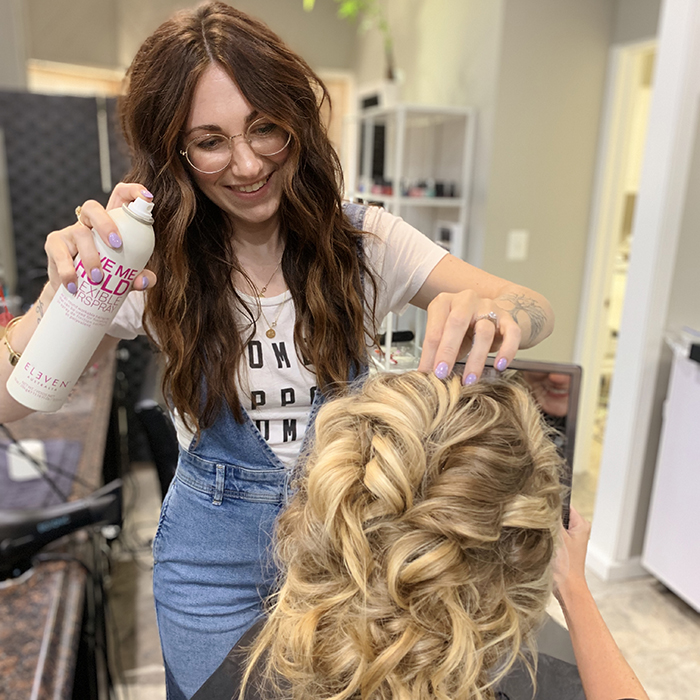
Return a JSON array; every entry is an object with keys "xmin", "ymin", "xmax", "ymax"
[
  {"xmin": 484, "ymin": 0, "xmax": 614, "ymax": 363},
  {"xmin": 19, "ymin": 1, "xmax": 357, "ymax": 73},
  {"xmin": 0, "ymin": 0, "xmax": 27, "ymax": 90},
  {"xmin": 355, "ymin": 0, "xmax": 614, "ymax": 362},
  {"xmin": 25, "ymin": 0, "xmax": 119, "ymax": 68},
  {"xmin": 357, "ymin": 0, "xmax": 615, "ymax": 361},
  {"xmin": 116, "ymin": 0, "xmax": 358, "ymax": 72},
  {"xmin": 354, "ymin": 0, "xmax": 505, "ymax": 268},
  {"xmin": 613, "ymin": 0, "xmax": 663, "ymax": 45},
  {"xmin": 352, "ymin": 1, "xmax": 668, "ymax": 366}
]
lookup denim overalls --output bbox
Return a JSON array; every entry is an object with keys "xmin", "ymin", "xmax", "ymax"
[{"xmin": 152, "ymin": 203, "xmax": 368, "ymax": 699}]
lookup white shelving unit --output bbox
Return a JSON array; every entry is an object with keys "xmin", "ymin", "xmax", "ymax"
[
  {"xmin": 348, "ymin": 104, "xmax": 477, "ymax": 371},
  {"xmin": 351, "ymin": 103, "xmax": 476, "ymax": 260}
]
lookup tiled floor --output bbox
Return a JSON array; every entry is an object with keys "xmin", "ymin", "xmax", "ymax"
[
  {"xmin": 108, "ymin": 461, "xmax": 700, "ymax": 700},
  {"xmin": 586, "ymin": 575, "xmax": 700, "ymax": 700}
]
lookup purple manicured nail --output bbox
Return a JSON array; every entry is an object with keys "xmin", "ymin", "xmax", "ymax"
[
  {"xmin": 91, "ymin": 267, "xmax": 103, "ymax": 283},
  {"xmin": 141, "ymin": 275, "xmax": 149, "ymax": 290},
  {"xmin": 109, "ymin": 232, "xmax": 122, "ymax": 248},
  {"xmin": 141, "ymin": 189, "xmax": 154, "ymax": 199},
  {"xmin": 464, "ymin": 373, "xmax": 477, "ymax": 386},
  {"xmin": 434, "ymin": 361, "xmax": 449, "ymax": 379},
  {"xmin": 67, "ymin": 282, "xmax": 77, "ymax": 295},
  {"xmin": 496, "ymin": 357, "xmax": 508, "ymax": 372}
]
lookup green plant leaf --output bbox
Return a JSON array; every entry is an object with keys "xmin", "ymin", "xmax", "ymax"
[
  {"xmin": 303, "ymin": 0, "xmax": 395, "ymax": 79},
  {"xmin": 337, "ymin": 0, "xmax": 361, "ymax": 20}
]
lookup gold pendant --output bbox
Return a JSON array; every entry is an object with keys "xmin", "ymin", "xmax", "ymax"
[{"xmin": 266, "ymin": 328, "xmax": 276, "ymax": 339}]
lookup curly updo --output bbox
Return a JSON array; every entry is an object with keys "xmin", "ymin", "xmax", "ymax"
[{"xmin": 245, "ymin": 372, "xmax": 563, "ymax": 700}]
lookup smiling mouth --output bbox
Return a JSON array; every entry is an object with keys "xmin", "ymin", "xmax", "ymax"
[
  {"xmin": 545, "ymin": 386, "xmax": 569, "ymax": 395},
  {"xmin": 231, "ymin": 174, "xmax": 272, "ymax": 193}
]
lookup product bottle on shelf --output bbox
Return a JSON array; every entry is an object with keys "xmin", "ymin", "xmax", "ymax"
[{"xmin": 6, "ymin": 198, "xmax": 155, "ymax": 412}]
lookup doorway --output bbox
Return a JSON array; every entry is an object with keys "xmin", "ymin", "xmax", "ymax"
[
  {"xmin": 572, "ymin": 41, "xmax": 656, "ymax": 520},
  {"xmin": 317, "ymin": 69, "xmax": 356, "ymax": 196}
]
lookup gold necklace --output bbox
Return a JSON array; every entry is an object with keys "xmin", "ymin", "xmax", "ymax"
[
  {"xmin": 255, "ymin": 260, "xmax": 282, "ymax": 298},
  {"xmin": 257, "ymin": 295, "xmax": 290, "ymax": 339}
]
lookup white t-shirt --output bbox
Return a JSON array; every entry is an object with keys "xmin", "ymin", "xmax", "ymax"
[{"xmin": 107, "ymin": 206, "xmax": 448, "ymax": 465}]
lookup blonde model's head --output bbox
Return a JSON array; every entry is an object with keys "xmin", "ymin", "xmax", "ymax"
[{"xmin": 247, "ymin": 372, "xmax": 563, "ymax": 700}]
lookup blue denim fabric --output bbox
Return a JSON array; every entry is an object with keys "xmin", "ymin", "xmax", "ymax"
[
  {"xmin": 153, "ymin": 389, "xmax": 354, "ymax": 698},
  {"xmin": 153, "ymin": 405, "xmax": 298, "ymax": 699},
  {"xmin": 153, "ymin": 202, "xmax": 368, "ymax": 699}
]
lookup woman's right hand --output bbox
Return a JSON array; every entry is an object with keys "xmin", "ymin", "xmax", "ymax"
[
  {"xmin": 553, "ymin": 506, "xmax": 591, "ymax": 601},
  {"xmin": 551, "ymin": 510, "xmax": 651, "ymax": 700},
  {"xmin": 44, "ymin": 182, "xmax": 157, "ymax": 296}
]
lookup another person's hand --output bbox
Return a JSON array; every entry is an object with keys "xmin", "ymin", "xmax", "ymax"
[
  {"xmin": 417, "ymin": 290, "xmax": 522, "ymax": 385},
  {"xmin": 551, "ymin": 507, "xmax": 651, "ymax": 700},
  {"xmin": 44, "ymin": 182, "xmax": 157, "ymax": 296},
  {"xmin": 553, "ymin": 506, "xmax": 591, "ymax": 602}
]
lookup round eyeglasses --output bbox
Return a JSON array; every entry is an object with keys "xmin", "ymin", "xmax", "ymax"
[{"xmin": 180, "ymin": 117, "xmax": 292, "ymax": 174}]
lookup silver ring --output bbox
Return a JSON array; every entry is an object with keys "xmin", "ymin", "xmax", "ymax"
[{"xmin": 474, "ymin": 311, "xmax": 499, "ymax": 327}]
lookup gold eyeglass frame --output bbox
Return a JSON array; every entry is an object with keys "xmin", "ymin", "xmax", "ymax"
[{"xmin": 179, "ymin": 117, "xmax": 292, "ymax": 174}]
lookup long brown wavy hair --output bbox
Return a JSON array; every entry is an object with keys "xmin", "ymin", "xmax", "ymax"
[
  {"xmin": 245, "ymin": 372, "xmax": 563, "ymax": 700},
  {"xmin": 119, "ymin": 2, "xmax": 378, "ymax": 433}
]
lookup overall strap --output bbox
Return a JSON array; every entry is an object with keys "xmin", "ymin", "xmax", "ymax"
[
  {"xmin": 343, "ymin": 200, "xmax": 368, "ymax": 364},
  {"xmin": 342, "ymin": 200, "xmax": 368, "ymax": 284},
  {"xmin": 342, "ymin": 201, "xmax": 369, "ymax": 231}
]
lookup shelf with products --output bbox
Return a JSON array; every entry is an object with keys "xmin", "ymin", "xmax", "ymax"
[
  {"xmin": 369, "ymin": 327, "xmax": 421, "ymax": 375},
  {"xmin": 349, "ymin": 103, "xmax": 477, "ymax": 370},
  {"xmin": 349, "ymin": 102, "xmax": 476, "ymax": 261},
  {"xmin": 353, "ymin": 194, "xmax": 465, "ymax": 208}
]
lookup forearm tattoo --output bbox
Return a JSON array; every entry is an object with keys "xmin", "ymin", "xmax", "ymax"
[
  {"xmin": 36, "ymin": 298, "xmax": 45, "ymax": 325},
  {"xmin": 499, "ymin": 293, "xmax": 548, "ymax": 345}
]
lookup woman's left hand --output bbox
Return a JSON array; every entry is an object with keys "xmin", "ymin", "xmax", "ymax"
[
  {"xmin": 411, "ymin": 253, "xmax": 553, "ymax": 385},
  {"xmin": 417, "ymin": 289, "xmax": 522, "ymax": 385}
]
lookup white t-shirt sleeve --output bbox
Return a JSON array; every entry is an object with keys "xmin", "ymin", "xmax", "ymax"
[
  {"xmin": 107, "ymin": 291, "xmax": 146, "ymax": 340},
  {"xmin": 362, "ymin": 206, "xmax": 448, "ymax": 323}
]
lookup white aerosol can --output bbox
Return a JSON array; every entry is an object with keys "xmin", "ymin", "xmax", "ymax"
[{"xmin": 7, "ymin": 198, "xmax": 155, "ymax": 412}]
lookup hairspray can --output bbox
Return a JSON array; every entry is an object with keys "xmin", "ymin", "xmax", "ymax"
[{"xmin": 6, "ymin": 198, "xmax": 155, "ymax": 411}]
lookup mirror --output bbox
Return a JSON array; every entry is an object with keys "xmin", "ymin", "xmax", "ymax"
[{"xmin": 455, "ymin": 358, "xmax": 582, "ymax": 528}]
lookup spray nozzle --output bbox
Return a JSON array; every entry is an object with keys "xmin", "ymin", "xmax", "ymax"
[{"xmin": 127, "ymin": 197, "xmax": 155, "ymax": 222}]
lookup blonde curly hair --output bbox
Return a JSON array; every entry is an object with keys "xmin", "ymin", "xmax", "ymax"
[{"xmin": 244, "ymin": 372, "xmax": 563, "ymax": 700}]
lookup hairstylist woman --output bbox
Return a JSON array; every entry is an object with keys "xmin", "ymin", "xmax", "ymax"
[{"xmin": 0, "ymin": 4, "xmax": 553, "ymax": 697}]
